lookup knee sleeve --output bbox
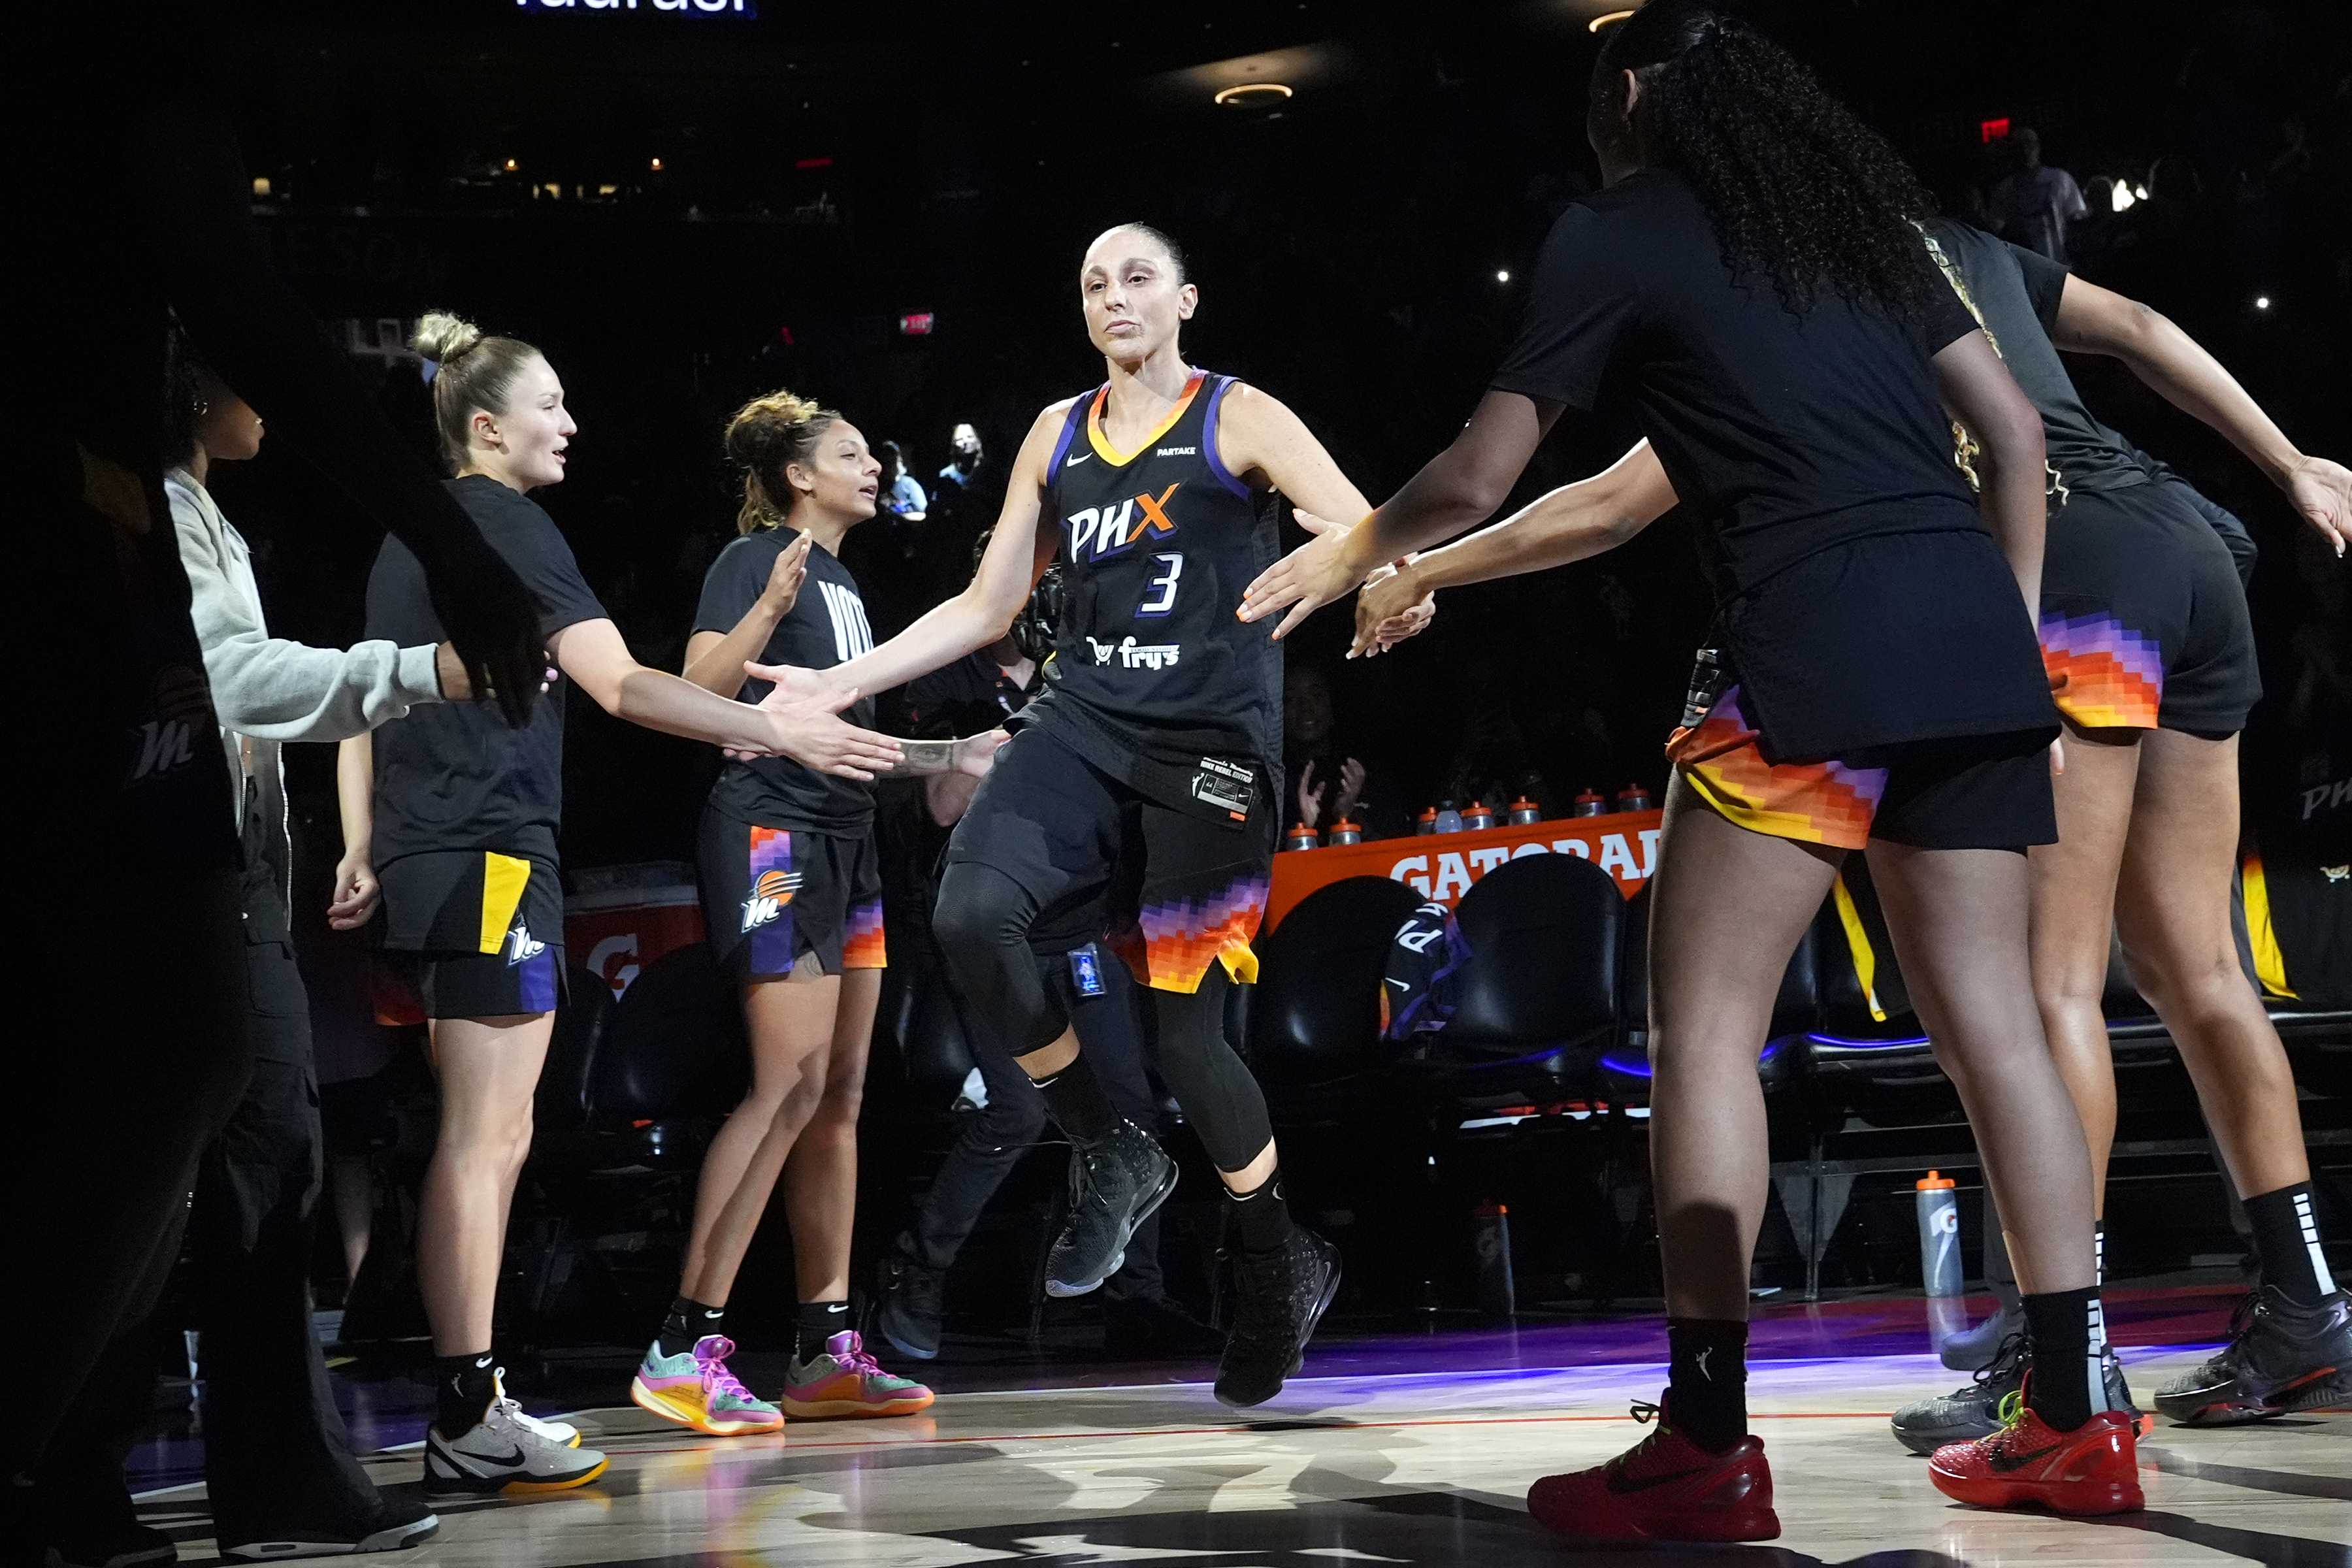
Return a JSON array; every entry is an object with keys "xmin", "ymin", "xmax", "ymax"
[
  {"xmin": 1145, "ymin": 967, "xmax": 1272, "ymax": 1173},
  {"xmin": 934, "ymin": 862, "xmax": 1068, "ymax": 1057}
]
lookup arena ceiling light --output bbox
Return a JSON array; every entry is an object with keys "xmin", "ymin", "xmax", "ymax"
[
  {"xmin": 1588, "ymin": 8, "xmax": 1636, "ymax": 31},
  {"xmin": 1146, "ymin": 44, "xmax": 1344, "ymax": 115}
]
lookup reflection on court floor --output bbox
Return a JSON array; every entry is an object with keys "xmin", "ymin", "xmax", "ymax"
[{"xmin": 136, "ymin": 1347, "xmax": 2349, "ymax": 1567}]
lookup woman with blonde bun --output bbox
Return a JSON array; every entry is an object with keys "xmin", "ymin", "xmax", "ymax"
[
  {"xmin": 335, "ymin": 319, "xmax": 907, "ymax": 1499},
  {"xmin": 627, "ymin": 391, "xmax": 1004, "ymax": 1435}
]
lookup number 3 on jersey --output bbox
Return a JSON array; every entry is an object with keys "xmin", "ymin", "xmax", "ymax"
[{"xmin": 1138, "ymin": 553, "xmax": 1183, "ymax": 618}]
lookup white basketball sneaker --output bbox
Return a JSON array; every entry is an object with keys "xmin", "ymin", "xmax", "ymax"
[{"xmin": 423, "ymin": 1397, "xmax": 608, "ymax": 1497}]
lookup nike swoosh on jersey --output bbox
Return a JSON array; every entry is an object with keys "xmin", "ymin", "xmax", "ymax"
[
  {"xmin": 1987, "ymin": 1442, "xmax": 2065, "ymax": 1473},
  {"xmin": 1064, "ymin": 453, "xmax": 1090, "ymax": 467}
]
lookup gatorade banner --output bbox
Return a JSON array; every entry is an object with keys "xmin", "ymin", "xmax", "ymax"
[{"xmin": 1266, "ymin": 808, "xmax": 1663, "ymax": 932}]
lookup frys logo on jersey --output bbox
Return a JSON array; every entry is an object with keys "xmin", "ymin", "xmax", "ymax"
[
  {"xmin": 1086, "ymin": 636, "xmax": 1181, "ymax": 670},
  {"xmin": 742, "ymin": 867, "xmax": 802, "ymax": 933},
  {"xmin": 1065, "ymin": 483, "xmax": 1181, "ymax": 563}
]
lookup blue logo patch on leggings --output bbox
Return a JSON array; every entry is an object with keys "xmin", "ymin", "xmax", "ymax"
[{"xmin": 1068, "ymin": 943, "xmax": 1105, "ymax": 998}]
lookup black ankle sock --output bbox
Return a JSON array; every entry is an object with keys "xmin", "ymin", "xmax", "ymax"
[
  {"xmin": 2023, "ymin": 1286, "xmax": 2105, "ymax": 1431},
  {"xmin": 793, "ymin": 1300, "xmax": 851, "ymax": 1363},
  {"xmin": 1227, "ymin": 1168, "xmax": 1296, "ymax": 1256},
  {"xmin": 2244, "ymin": 1183, "xmax": 2337, "ymax": 1307},
  {"xmin": 435, "ymin": 1352, "xmax": 497, "ymax": 1437},
  {"xmin": 1030, "ymin": 1053, "xmax": 1120, "ymax": 1147},
  {"xmin": 658, "ymin": 1295, "xmax": 725, "ymax": 1359},
  {"xmin": 1665, "ymin": 1318, "xmax": 1748, "ymax": 1454}
]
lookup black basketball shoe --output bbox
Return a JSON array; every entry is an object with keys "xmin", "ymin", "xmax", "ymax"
[
  {"xmin": 1214, "ymin": 1227, "xmax": 1341, "ymax": 1409},
  {"xmin": 2155, "ymin": 1286, "xmax": 2352, "ymax": 1425},
  {"xmin": 1891, "ymin": 1330, "xmax": 2027, "ymax": 1455},
  {"xmin": 1891, "ymin": 1332, "xmax": 2142, "ymax": 1454},
  {"xmin": 1045, "ymin": 1120, "xmax": 1177, "ymax": 1299},
  {"xmin": 876, "ymin": 1242, "xmax": 947, "ymax": 1362}
]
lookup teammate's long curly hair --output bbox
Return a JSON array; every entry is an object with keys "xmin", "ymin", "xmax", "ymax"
[
  {"xmin": 725, "ymin": 389, "xmax": 839, "ymax": 534},
  {"xmin": 1597, "ymin": 0, "xmax": 1940, "ymax": 319}
]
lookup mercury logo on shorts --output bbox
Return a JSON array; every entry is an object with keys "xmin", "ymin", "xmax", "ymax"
[
  {"xmin": 742, "ymin": 868, "xmax": 801, "ymax": 933},
  {"xmin": 505, "ymin": 923, "xmax": 546, "ymax": 968}
]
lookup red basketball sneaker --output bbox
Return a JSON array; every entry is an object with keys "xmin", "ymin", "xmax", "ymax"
[
  {"xmin": 1928, "ymin": 1383, "xmax": 2144, "ymax": 1516},
  {"xmin": 1527, "ymin": 1398, "xmax": 1780, "ymax": 1543}
]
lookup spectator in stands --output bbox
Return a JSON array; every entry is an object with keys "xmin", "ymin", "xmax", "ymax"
[
  {"xmin": 1284, "ymin": 664, "xmax": 1401, "ymax": 837},
  {"xmin": 1989, "ymin": 128, "xmax": 2089, "ymax": 263},
  {"xmin": 877, "ymin": 440, "xmax": 928, "ymax": 521},
  {"xmin": 936, "ymin": 421, "xmax": 985, "ymax": 499}
]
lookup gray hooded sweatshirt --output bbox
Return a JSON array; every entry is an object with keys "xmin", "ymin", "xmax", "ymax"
[{"xmin": 168, "ymin": 469, "xmax": 444, "ymax": 928}]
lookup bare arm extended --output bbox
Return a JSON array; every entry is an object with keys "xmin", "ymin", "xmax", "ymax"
[
  {"xmin": 681, "ymin": 533, "xmax": 813, "ymax": 694},
  {"xmin": 1212, "ymin": 383, "xmax": 1375, "ymax": 527},
  {"xmin": 764, "ymin": 406, "xmax": 1069, "ymax": 703},
  {"xmin": 1350, "ymin": 440, "xmax": 1679, "ymax": 657},
  {"xmin": 1241, "ymin": 389, "xmax": 1563, "ymax": 639},
  {"xmin": 547, "ymin": 617, "xmax": 902, "ymax": 780},
  {"xmin": 1934, "ymin": 329, "xmax": 2050, "ymax": 615},
  {"xmin": 2049, "ymin": 274, "xmax": 2349, "ymax": 555},
  {"xmin": 874, "ymin": 730, "xmax": 1011, "ymax": 780}
]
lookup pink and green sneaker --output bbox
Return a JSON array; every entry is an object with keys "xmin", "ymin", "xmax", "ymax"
[
  {"xmin": 782, "ymin": 1330, "xmax": 934, "ymax": 1418},
  {"xmin": 629, "ymin": 1335, "xmax": 783, "ymax": 1435}
]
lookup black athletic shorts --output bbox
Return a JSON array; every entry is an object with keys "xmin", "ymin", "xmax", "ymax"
[
  {"xmin": 942, "ymin": 725, "xmax": 1274, "ymax": 994},
  {"xmin": 1671, "ymin": 683, "xmax": 2056, "ymax": 853},
  {"xmin": 372, "ymin": 942, "xmax": 563, "ymax": 1024},
  {"xmin": 2039, "ymin": 482, "xmax": 2259, "ymax": 736},
  {"xmin": 697, "ymin": 809, "xmax": 885, "ymax": 978},
  {"xmin": 372, "ymin": 850, "xmax": 564, "ymax": 1022}
]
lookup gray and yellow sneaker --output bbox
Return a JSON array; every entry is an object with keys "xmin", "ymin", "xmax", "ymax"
[{"xmin": 423, "ymin": 1397, "xmax": 609, "ymax": 1497}]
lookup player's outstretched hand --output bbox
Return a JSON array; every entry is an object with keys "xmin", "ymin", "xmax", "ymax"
[
  {"xmin": 763, "ymin": 532, "xmax": 815, "ymax": 614},
  {"xmin": 756, "ymin": 685, "xmax": 905, "ymax": 781},
  {"xmin": 1351, "ymin": 559, "xmax": 1436, "ymax": 659},
  {"xmin": 742, "ymin": 659, "xmax": 847, "ymax": 706},
  {"xmin": 956, "ymin": 729, "xmax": 1011, "ymax": 778},
  {"xmin": 328, "ymin": 854, "xmax": 380, "ymax": 931},
  {"xmin": 1240, "ymin": 507, "xmax": 1371, "ymax": 641},
  {"xmin": 2285, "ymin": 454, "xmax": 2351, "ymax": 558}
]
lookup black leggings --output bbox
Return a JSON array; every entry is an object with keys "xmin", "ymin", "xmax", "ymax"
[{"xmin": 934, "ymin": 861, "xmax": 1274, "ymax": 1173}]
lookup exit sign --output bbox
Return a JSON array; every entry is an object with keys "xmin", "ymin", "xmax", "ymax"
[{"xmin": 899, "ymin": 312, "xmax": 936, "ymax": 336}]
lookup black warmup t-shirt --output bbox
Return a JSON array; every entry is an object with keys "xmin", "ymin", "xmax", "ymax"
[
  {"xmin": 365, "ymin": 476, "xmax": 608, "ymax": 867},
  {"xmin": 696, "ymin": 529, "xmax": 879, "ymax": 836},
  {"xmin": 1492, "ymin": 169, "xmax": 2055, "ymax": 759},
  {"xmin": 1923, "ymin": 221, "xmax": 2147, "ymax": 495}
]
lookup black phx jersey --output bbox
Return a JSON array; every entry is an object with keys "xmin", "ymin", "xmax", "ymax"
[{"xmin": 1031, "ymin": 369, "xmax": 1282, "ymax": 789}]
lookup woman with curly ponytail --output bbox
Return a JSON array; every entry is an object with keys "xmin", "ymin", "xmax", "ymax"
[
  {"xmin": 1248, "ymin": 0, "xmax": 2136, "ymax": 1533},
  {"xmin": 622, "ymin": 391, "xmax": 1005, "ymax": 1437}
]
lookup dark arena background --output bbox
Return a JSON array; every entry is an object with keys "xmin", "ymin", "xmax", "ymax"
[{"xmin": 58, "ymin": 0, "xmax": 2352, "ymax": 1561}]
